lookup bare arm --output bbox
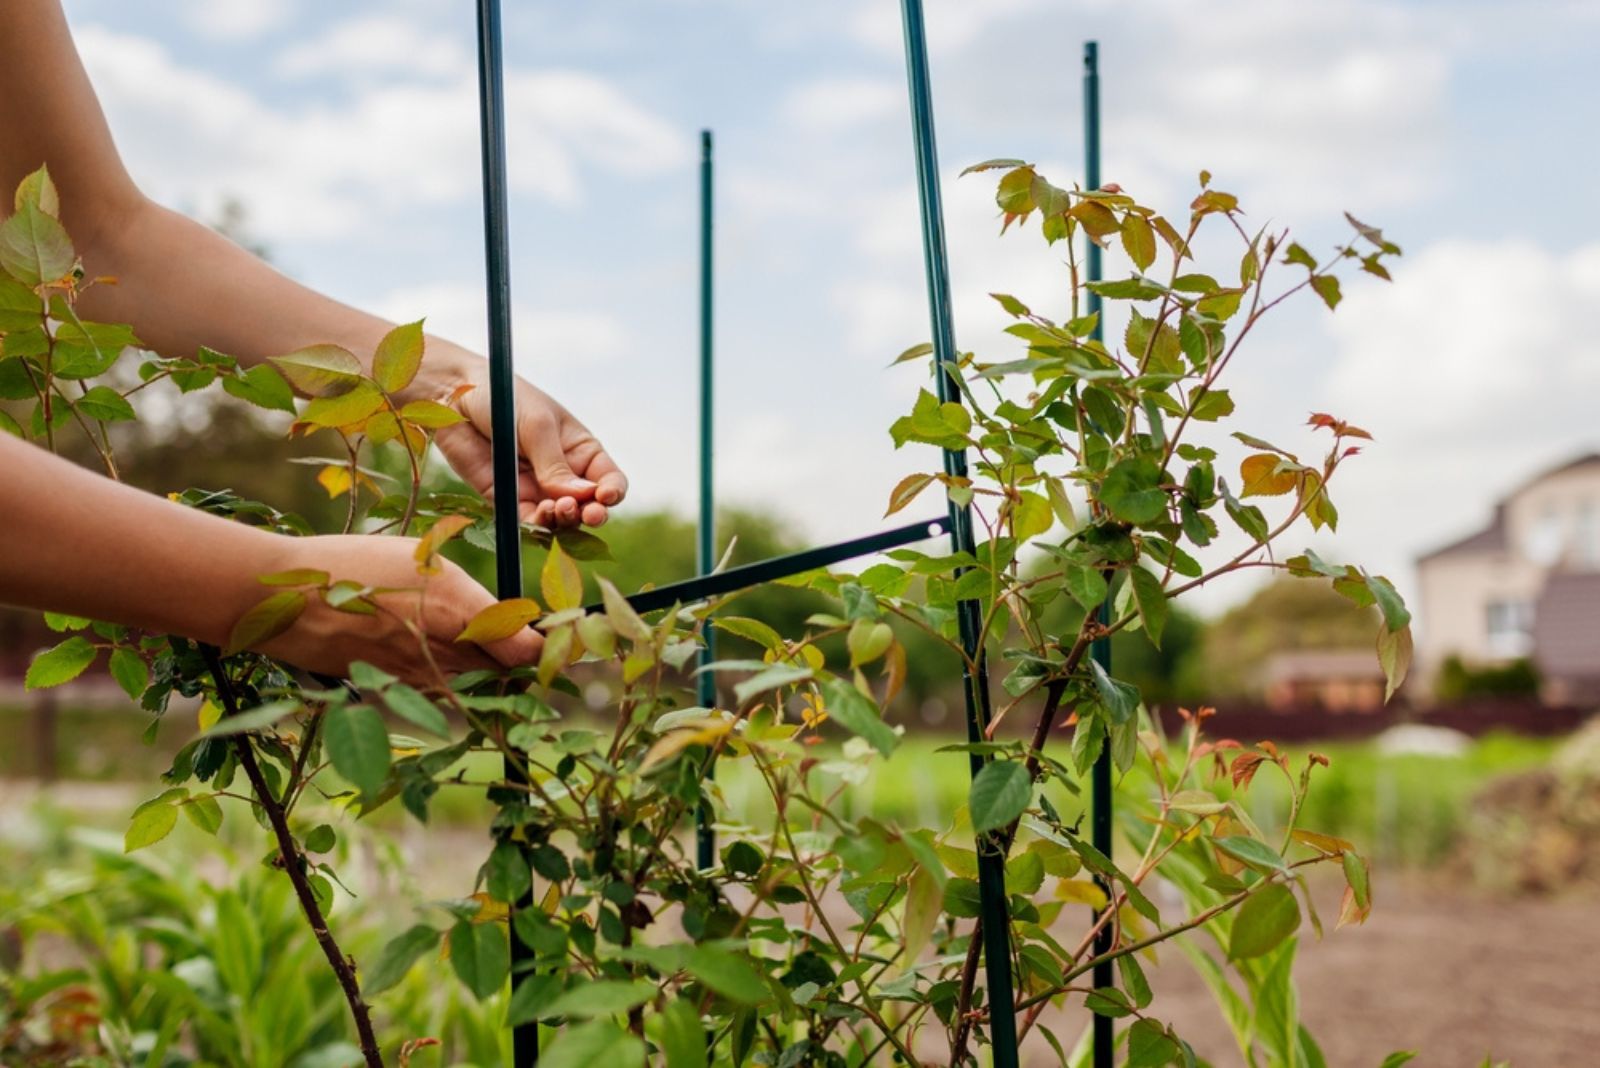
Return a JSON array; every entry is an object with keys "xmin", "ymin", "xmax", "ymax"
[
  {"xmin": 0, "ymin": 433, "xmax": 537, "ymax": 681},
  {"xmin": 0, "ymin": 0, "xmax": 626, "ymax": 529}
]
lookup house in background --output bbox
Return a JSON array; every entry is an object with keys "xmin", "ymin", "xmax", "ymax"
[
  {"xmin": 1262, "ymin": 650, "xmax": 1385, "ymax": 712},
  {"xmin": 1416, "ymin": 453, "xmax": 1600, "ymax": 703}
]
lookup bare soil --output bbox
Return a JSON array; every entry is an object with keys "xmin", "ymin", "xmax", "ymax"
[{"xmin": 1104, "ymin": 875, "xmax": 1600, "ymax": 1067}]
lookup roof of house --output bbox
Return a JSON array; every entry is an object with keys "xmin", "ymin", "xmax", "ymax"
[
  {"xmin": 1263, "ymin": 649, "xmax": 1384, "ymax": 684},
  {"xmin": 1533, "ymin": 571, "xmax": 1600, "ymax": 679},
  {"xmin": 1418, "ymin": 453, "xmax": 1600, "ymax": 564},
  {"xmin": 1418, "ymin": 504, "xmax": 1508, "ymax": 563}
]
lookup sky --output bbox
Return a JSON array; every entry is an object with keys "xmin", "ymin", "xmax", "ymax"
[{"xmin": 58, "ymin": 0, "xmax": 1600, "ymax": 629}]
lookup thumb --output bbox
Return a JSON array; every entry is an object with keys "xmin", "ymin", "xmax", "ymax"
[{"xmin": 520, "ymin": 411, "xmax": 596, "ymax": 500}]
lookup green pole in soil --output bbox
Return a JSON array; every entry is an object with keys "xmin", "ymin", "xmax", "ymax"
[
  {"xmin": 695, "ymin": 128, "xmax": 718, "ymax": 871},
  {"xmin": 897, "ymin": 2, "xmax": 1020, "ymax": 1065},
  {"xmin": 472, "ymin": 1, "xmax": 537, "ymax": 1064},
  {"xmin": 1083, "ymin": 38, "xmax": 1116, "ymax": 1068}
]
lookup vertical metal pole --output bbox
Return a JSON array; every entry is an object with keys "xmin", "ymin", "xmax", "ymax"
[
  {"xmin": 695, "ymin": 129, "xmax": 718, "ymax": 871},
  {"xmin": 897, "ymin": 3, "xmax": 1018, "ymax": 1065},
  {"xmin": 1083, "ymin": 39, "xmax": 1115, "ymax": 1068},
  {"xmin": 473, "ymin": 2, "xmax": 536, "ymax": 1065}
]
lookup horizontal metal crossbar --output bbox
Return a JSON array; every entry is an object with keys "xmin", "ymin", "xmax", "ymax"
[{"xmin": 588, "ymin": 516, "xmax": 949, "ymax": 616}]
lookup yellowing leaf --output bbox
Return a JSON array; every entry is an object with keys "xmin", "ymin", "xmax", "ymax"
[
  {"xmin": 398, "ymin": 399, "xmax": 465, "ymax": 429},
  {"xmin": 1054, "ymin": 878, "xmax": 1108, "ymax": 909},
  {"xmin": 302, "ymin": 381, "xmax": 385, "ymax": 429},
  {"xmin": 1377, "ymin": 623, "xmax": 1412, "ymax": 702},
  {"xmin": 540, "ymin": 540, "xmax": 583, "ymax": 612},
  {"xmin": 457, "ymin": 598, "xmax": 542, "ymax": 644},
  {"xmin": 414, "ymin": 515, "xmax": 474, "ymax": 574},
  {"xmin": 197, "ymin": 700, "xmax": 222, "ymax": 732},
  {"xmin": 372, "ymin": 319, "xmax": 425, "ymax": 393},
  {"xmin": 885, "ymin": 472, "xmax": 935, "ymax": 517},
  {"xmin": 1011, "ymin": 489, "xmax": 1053, "ymax": 543},
  {"xmin": 317, "ymin": 464, "xmax": 353, "ymax": 498},
  {"xmin": 1239, "ymin": 454, "xmax": 1297, "ymax": 497},
  {"xmin": 258, "ymin": 568, "xmax": 331, "ymax": 587},
  {"xmin": 227, "ymin": 590, "xmax": 307, "ymax": 654},
  {"xmin": 640, "ymin": 720, "xmax": 732, "ymax": 772}
]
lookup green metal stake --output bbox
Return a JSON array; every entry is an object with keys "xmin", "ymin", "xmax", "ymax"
[
  {"xmin": 1083, "ymin": 39, "xmax": 1115, "ymax": 1068},
  {"xmin": 695, "ymin": 129, "xmax": 718, "ymax": 871},
  {"xmin": 472, "ymin": 1, "xmax": 536, "ymax": 1063},
  {"xmin": 897, "ymin": 2, "xmax": 1019, "ymax": 1065}
]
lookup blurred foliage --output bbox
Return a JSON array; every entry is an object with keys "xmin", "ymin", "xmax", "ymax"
[
  {"xmin": 1434, "ymin": 655, "xmax": 1541, "ymax": 701},
  {"xmin": 1185, "ymin": 577, "xmax": 1380, "ymax": 697}
]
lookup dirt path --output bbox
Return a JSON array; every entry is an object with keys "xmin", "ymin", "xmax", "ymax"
[{"xmin": 1134, "ymin": 875, "xmax": 1600, "ymax": 1067}]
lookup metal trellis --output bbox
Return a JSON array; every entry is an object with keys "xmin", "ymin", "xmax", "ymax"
[{"xmin": 471, "ymin": 6, "xmax": 1117, "ymax": 1068}]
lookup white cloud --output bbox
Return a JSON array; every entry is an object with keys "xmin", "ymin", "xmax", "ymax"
[
  {"xmin": 274, "ymin": 14, "xmax": 467, "ymax": 80},
  {"xmin": 371, "ymin": 281, "xmax": 629, "ymax": 371},
  {"xmin": 780, "ymin": 77, "xmax": 902, "ymax": 131},
  {"xmin": 184, "ymin": 0, "xmax": 295, "ymax": 40},
  {"xmin": 73, "ymin": 24, "xmax": 687, "ymax": 240}
]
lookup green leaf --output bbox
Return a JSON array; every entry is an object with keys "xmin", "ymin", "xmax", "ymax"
[
  {"xmin": 383, "ymin": 683, "xmax": 451, "ymax": 738},
  {"xmin": 75, "ymin": 386, "xmax": 136, "ymax": 423},
  {"xmin": 961, "ymin": 157, "xmax": 1028, "ymax": 176},
  {"xmin": 652, "ymin": 999, "xmax": 709, "ymax": 1068},
  {"xmin": 1066, "ymin": 566, "xmax": 1108, "ymax": 611},
  {"xmin": 182, "ymin": 794, "xmax": 224, "ymax": 834},
  {"xmin": 108, "ymin": 647, "xmax": 149, "ymax": 699},
  {"xmin": 538, "ymin": 1019, "xmax": 645, "ymax": 1068},
  {"xmin": 365, "ymin": 924, "xmax": 441, "ymax": 995},
  {"xmin": 485, "ymin": 840, "xmax": 530, "ymax": 904},
  {"xmin": 1088, "ymin": 660, "xmax": 1140, "ymax": 725},
  {"xmin": 1310, "ymin": 274, "xmax": 1342, "ymax": 310},
  {"xmin": 125, "ymin": 801, "xmax": 179, "ymax": 852},
  {"xmin": 685, "ymin": 946, "xmax": 765, "ymax": 1003},
  {"xmin": 1011, "ymin": 489, "xmax": 1053, "ymax": 543},
  {"xmin": 267, "ymin": 344, "xmax": 364, "ymax": 398},
  {"xmin": 0, "ymin": 201, "xmax": 74, "ymax": 285},
  {"xmin": 1118, "ymin": 953, "xmax": 1153, "ymax": 1009},
  {"xmin": 969, "ymin": 760, "xmax": 1031, "ymax": 833},
  {"xmin": 226, "ymin": 590, "xmax": 307, "ymax": 654},
  {"xmin": 1187, "ymin": 386, "xmax": 1234, "ymax": 421},
  {"xmin": 0, "ymin": 276, "xmax": 41, "ymax": 331},
  {"xmin": 539, "ymin": 979, "xmax": 655, "ymax": 1019},
  {"xmin": 890, "ymin": 340, "xmax": 934, "ymax": 366},
  {"xmin": 1364, "ymin": 574, "xmax": 1411, "ymax": 630},
  {"xmin": 714, "ymin": 616, "xmax": 784, "ymax": 653},
  {"xmin": 222, "ymin": 363, "xmax": 298, "ymax": 413},
  {"xmin": 818, "ymin": 677, "xmax": 898, "ymax": 756},
  {"xmin": 304, "ymin": 824, "xmax": 337, "ymax": 853},
  {"xmin": 1228, "ymin": 883, "xmax": 1301, "ymax": 960},
  {"xmin": 201, "ymin": 698, "xmax": 300, "ymax": 737},
  {"xmin": 1086, "ymin": 275, "xmax": 1167, "ymax": 301},
  {"xmin": 25, "ymin": 636, "xmax": 96, "ymax": 690},
  {"xmin": 324, "ymin": 704, "xmax": 391, "ymax": 796},
  {"xmin": 1378, "ymin": 1053, "xmax": 1418, "ymax": 1068},
  {"xmin": 1120, "ymin": 214, "xmax": 1156, "ymax": 271},
  {"xmin": 1214, "ymin": 835, "xmax": 1289, "ymax": 875},
  {"xmin": 448, "ymin": 920, "xmax": 509, "ymax": 1000},
  {"xmin": 846, "ymin": 619, "xmax": 894, "ymax": 667},
  {"xmin": 1100, "ymin": 458, "xmax": 1167, "ymax": 525},
  {"xmin": 1127, "ymin": 1019, "xmax": 1182, "ymax": 1067},
  {"xmin": 1128, "ymin": 567, "xmax": 1169, "ymax": 649},
  {"xmin": 733, "ymin": 663, "xmax": 812, "ymax": 705},
  {"xmin": 372, "ymin": 319, "xmax": 425, "ymax": 393}
]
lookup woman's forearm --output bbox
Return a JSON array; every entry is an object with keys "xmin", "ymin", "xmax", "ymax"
[
  {"xmin": 75, "ymin": 199, "xmax": 472, "ymax": 399},
  {"xmin": 0, "ymin": 432, "xmax": 286, "ymax": 645}
]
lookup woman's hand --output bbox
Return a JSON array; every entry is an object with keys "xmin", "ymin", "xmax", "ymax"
[
  {"xmin": 410, "ymin": 347, "xmax": 628, "ymax": 531},
  {"xmin": 252, "ymin": 534, "xmax": 541, "ymax": 687}
]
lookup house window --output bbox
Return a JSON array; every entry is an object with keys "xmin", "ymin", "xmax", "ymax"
[
  {"xmin": 1579, "ymin": 500, "xmax": 1600, "ymax": 568},
  {"xmin": 1485, "ymin": 599, "xmax": 1534, "ymax": 658},
  {"xmin": 1526, "ymin": 504, "xmax": 1564, "ymax": 565}
]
